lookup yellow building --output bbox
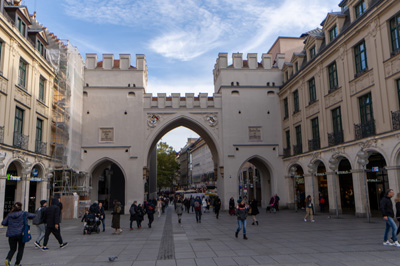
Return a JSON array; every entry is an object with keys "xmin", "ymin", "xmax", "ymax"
[{"xmin": 279, "ymin": 0, "xmax": 400, "ymax": 217}]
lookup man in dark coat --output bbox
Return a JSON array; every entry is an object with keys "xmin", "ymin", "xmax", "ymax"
[
  {"xmin": 42, "ymin": 198, "xmax": 68, "ymax": 250},
  {"xmin": 380, "ymin": 189, "xmax": 400, "ymax": 247},
  {"xmin": 214, "ymin": 197, "xmax": 221, "ymax": 219},
  {"xmin": 146, "ymin": 201, "xmax": 155, "ymax": 228}
]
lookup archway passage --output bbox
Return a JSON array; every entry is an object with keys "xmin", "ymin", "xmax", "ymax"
[
  {"xmin": 4, "ymin": 161, "xmax": 22, "ymax": 217},
  {"xmin": 292, "ymin": 165, "xmax": 305, "ymax": 209},
  {"xmin": 366, "ymin": 152, "xmax": 388, "ymax": 216},
  {"xmin": 338, "ymin": 158, "xmax": 354, "ymax": 214},
  {"xmin": 92, "ymin": 161, "xmax": 125, "ymax": 211},
  {"xmin": 316, "ymin": 161, "xmax": 329, "ymax": 213},
  {"xmin": 238, "ymin": 157, "xmax": 271, "ymax": 208}
]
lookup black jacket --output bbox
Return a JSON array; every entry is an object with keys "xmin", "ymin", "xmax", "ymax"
[
  {"xmin": 396, "ymin": 202, "xmax": 400, "ymax": 218},
  {"xmin": 43, "ymin": 198, "xmax": 61, "ymax": 228},
  {"xmin": 380, "ymin": 196, "xmax": 394, "ymax": 218}
]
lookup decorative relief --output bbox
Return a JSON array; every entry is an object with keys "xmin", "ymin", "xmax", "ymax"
[
  {"xmin": 324, "ymin": 88, "xmax": 343, "ymax": 108},
  {"xmin": 369, "ymin": 18, "xmax": 379, "ymax": 38},
  {"xmin": 316, "ymin": 64, "xmax": 322, "ymax": 78},
  {"xmin": 349, "ymin": 70, "xmax": 374, "ymax": 96},
  {"xmin": 311, "ymin": 152, "xmax": 321, "ymax": 160},
  {"xmin": 384, "ymin": 55, "xmax": 400, "ymax": 78},
  {"xmin": 36, "ymin": 101, "xmax": 47, "ymax": 116},
  {"xmin": 205, "ymin": 114, "xmax": 218, "ymax": 127},
  {"xmin": 248, "ymin": 126, "xmax": 262, "ymax": 142},
  {"xmin": 0, "ymin": 76, "xmax": 7, "ymax": 94},
  {"xmin": 147, "ymin": 114, "xmax": 160, "ymax": 128},
  {"xmin": 306, "ymin": 101, "xmax": 320, "ymax": 118},
  {"xmin": 292, "ymin": 111, "xmax": 302, "ymax": 125},
  {"xmin": 339, "ymin": 45, "xmax": 346, "ymax": 61},
  {"xmin": 10, "ymin": 39, "xmax": 20, "ymax": 57},
  {"xmin": 359, "ymin": 139, "xmax": 377, "ymax": 150},
  {"xmin": 99, "ymin": 128, "xmax": 114, "ymax": 142},
  {"xmin": 32, "ymin": 60, "xmax": 39, "ymax": 76},
  {"xmin": 15, "ymin": 86, "xmax": 31, "ymax": 108},
  {"xmin": 331, "ymin": 147, "xmax": 345, "ymax": 157}
]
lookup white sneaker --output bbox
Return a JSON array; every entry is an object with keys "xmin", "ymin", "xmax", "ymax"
[
  {"xmin": 312, "ymin": 220, "xmax": 315, "ymax": 223},
  {"xmin": 394, "ymin": 241, "xmax": 400, "ymax": 247},
  {"xmin": 304, "ymin": 219, "xmax": 307, "ymax": 222},
  {"xmin": 383, "ymin": 240, "xmax": 394, "ymax": 246}
]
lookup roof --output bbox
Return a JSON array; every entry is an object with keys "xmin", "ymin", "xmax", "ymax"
[{"xmin": 300, "ymin": 28, "xmax": 323, "ymax": 38}]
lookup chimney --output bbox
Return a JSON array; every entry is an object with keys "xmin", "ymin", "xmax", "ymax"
[
  {"xmin": 86, "ymin": 54, "xmax": 97, "ymax": 70},
  {"xmin": 102, "ymin": 54, "xmax": 114, "ymax": 70},
  {"xmin": 119, "ymin": 54, "xmax": 131, "ymax": 70}
]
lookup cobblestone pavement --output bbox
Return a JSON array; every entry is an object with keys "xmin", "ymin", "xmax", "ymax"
[{"xmin": 1, "ymin": 205, "xmax": 399, "ymax": 266}]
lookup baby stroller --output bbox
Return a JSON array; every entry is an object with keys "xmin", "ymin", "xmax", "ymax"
[{"xmin": 83, "ymin": 213, "xmax": 100, "ymax": 234}]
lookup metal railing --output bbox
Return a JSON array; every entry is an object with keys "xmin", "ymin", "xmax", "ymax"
[
  {"xmin": 13, "ymin": 131, "xmax": 29, "ymax": 150},
  {"xmin": 35, "ymin": 140, "xmax": 47, "ymax": 155},
  {"xmin": 308, "ymin": 137, "xmax": 320, "ymax": 151},
  {"xmin": 283, "ymin": 147, "xmax": 291, "ymax": 158},
  {"xmin": 328, "ymin": 130, "xmax": 344, "ymax": 146},
  {"xmin": 293, "ymin": 144, "xmax": 303, "ymax": 155},
  {"xmin": 354, "ymin": 120, "xmax": 376, "ymax": 140},
  {"xmin": 391, "ymin": 110, "xmax": 400, "ymax": 130}
]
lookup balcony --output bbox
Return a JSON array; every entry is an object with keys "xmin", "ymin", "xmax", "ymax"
[
  {"xmin": 13, "ymin": 132, "xmax": 29, "ymax": 150},
  {"xmin": 0, "ymin": 126, "xmax": 4, "ymax": 143},
  {"xmin": 35, "ymin": 140, "xmax": 47, "ymax": 155},
  {"xmin": 392, "ymin": 110, "xmax": 400, "ymax": 130},
  {"xmin": 328, "ymin": 130, "xmax": 344, "ymax": 146},
  {"xmin": 308, "ymin": 138, "xmax": 320, "ymax": 152},
  {"xmin": 354, "ymin": 120, "xmax": 376, "ymax": 140},
  {"xmin": 293, "ymin": 144, "xmax": 303, "ymax": 155},
  {"xmin": 283, "ymin": 147, "xmax": 291, "ymax": 158}
]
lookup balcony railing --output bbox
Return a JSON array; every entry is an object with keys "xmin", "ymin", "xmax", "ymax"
[
  {"xmin": 354, "ymin": 120, "xmax": 376, "ymax": 140},
  {"xmin": 308, "ymin": 137, "xmax": 320, "ymax": 152},
  {"xmin": 13, "ymin": 132, "xmax": 29, "ymax": 150},
  {"xmin": 293, "ymin": 144, "xmax": 303, "ymax": 155},
  {"xmin": 35, "ymin": 140, "xmax": 47, "ymax": 155},
  {"xmin": 283, "ymin": 147, "xmax": 291, "ymax": 158},
  {"xmin": 392, "ymin": 110, "xmax": 400, "ymax": 130},
  {"xmin": 328, "ymin": 130, "xmax": 344, "ymax": 146},
  {"xmin": 0, "ymin": 126, "xmax": 4, "ymax": 144}
]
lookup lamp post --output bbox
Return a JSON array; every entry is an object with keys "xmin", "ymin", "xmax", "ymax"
[
  {"xmin": 290, "ymin": 166, "xmax": 297, "ymax": 212},
  {"xmin": 21, "ymin": 159, "xmax": 32, "ymax": 211},
  {"xmin": 307, "ymin": 162, "xmax": 317, "ymax": 214},
  {"xmin": 357, "ymin": 149, "xmax": 370, "ymax": 222},
  {"xmin": 328, "ymin": 157, "xmax": 339, "ymax": 218}
]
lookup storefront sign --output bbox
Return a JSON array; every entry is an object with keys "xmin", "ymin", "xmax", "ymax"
[
  {"xmin": 367, "ymin": 179, "xmax": 381, "ymax": 183},
  {"xmin": 372, "ymin": 167, "xmax": 379, "ymax": 172},
  {"xmin": 296, "ymin": 178, "xmax": 305, "ymax": 184},
  {"xmin": 6, "ymin": 174, "xmax": 21, "ymax": 181},
  {"xmin": 315, "ymin": 173, "xmax": 326, "ymax": 176},
  {"xmin": 336, "ymin": 170, "xmax": 352, "ymax": 175},
  {"xmin": 30, "ymin": 178, "xmax": 42, "ymax": 182},
  {"xmin": 32, "ymin": 168, "xmax": 39, "ymax": 177}
]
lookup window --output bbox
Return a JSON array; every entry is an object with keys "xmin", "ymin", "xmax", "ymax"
[
  {"xmin": 308, "ymin": 77, "xmax": 316, "ymax": 104},
  {"xmin": 295, "ymin": 62, "xmax": 298, "ymax": 73},
  {"xmin": 17, "ymin": 17, "xmax": 26, "ymax": 36},
  {"xmin": 285, "ymin": 130, "xmax": 290, "ymax": 149},
  {"xmin": 355, "ymin": 0, "xmax": 365, "ymax": 19},
  {"xmin": 285, "ymin": 71, "xmax": 289, "ymax": 81},
  {"xmin": 293, "ymin": 90, "xmax": 299, "ymax": 113},
  {"xmin": 354, "ymin": 40, "xmax": 368, "ymax": 74},
  {"xmin": 332, "ymin": 107, "xmax": 343, "ymax": 134},
  {"xmin": 328, "ymin": 61, "xmax": 338, "ymax": 92},
  {"xmin": 309, "ymin": 45, "xmax": 316, "ymax": 59},
  {"xmin": 295, "ymin": 125, "xmax": 302, "ymax": 146},
  {"xmin": 0, "ymin": 42, "xmax": 2, "ymax": 67},
  {"xmin": 390, "ymin": 13, "xmax": 400, "ymax": 53},
  {"xmin": 39, "ymin": 76, "xmax": 45, "ymax": 102},
  {"xmin": 397, "ymin": 79, "xmax": 400, "ymax": 108},
  {"xmin": 36, "ymin": 118, "xmax": 42, "ymax": 142},
  {"xmin": 18, "ymin": 59, "xmax": 27, "ymax": 88},
  {"xmin": 283, "ymin": 97, "xmax": 289, "ymax": 119},
  {"xmin": 311, "ymin": 117, "xmax": 320, "ymax": 140},
  {"xmin": 13, "ymin": 107, "xmax": 24, "ymax": 147},
  {"xmin": 329, "ymin": 25, "xmax": 337, "ymax": 42},
  {"xmin": 37, "ymin": 40, "xmax": 44, "ymax": 56},
  {"xmin": 359, "ymin": 92, "xmax": 373, "ymax": 123}
]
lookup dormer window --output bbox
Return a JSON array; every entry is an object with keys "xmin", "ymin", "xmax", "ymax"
[
  {"xmin": 329, "ymin": 25, "xmax": 337, "ymax": 42},
  {"xmin": 37, "ymin": 40, "xmax": 44, "ymax": 56},
  {"xmin": 285, "ymin": 71, "xmax": 289, "ymax": 81},
  {"xmin": 355, "ymin": 0, "xmax": 365, "ymax": 19},
  {"xmin": 295, "ymin": 62, "xmax": 299, "ymax": 73},
  {"xmin": 309, "ymin": 45, "xmax": 316, "ymax": 60},
  {"xmin": 17, "ymin": 17, "xmax": 26, "ymax": 36}
]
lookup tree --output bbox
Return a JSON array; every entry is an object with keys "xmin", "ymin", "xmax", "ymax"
[{"xmin": 157, "ymin": 142, "xmax": 179, "ymax": 192}]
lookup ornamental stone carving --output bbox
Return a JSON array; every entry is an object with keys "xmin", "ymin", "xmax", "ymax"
[
  {"xmin": 359, "ymin": 139, "xmax": 377, "ymax": 150},
  {"xmin": 369, "ymin": 18, "xmax": 379, "ymax": 38},
  {"xmin": 292, "ymin": 111, "xmax": 302, "ymax": 125},
  {"xmin": 324, "ymin": 88, "xmax": 343, "ymax": 108},
  {"xmin": 306, "ymin": 101, "xmax": 320, "ymax": 118},
  {"xmin": 349, "ymin": 70, "xmax": 374, "ymax": 96},
  {"xmin": 15, "ymin": 86, "xmax": 31, "ymax": 108},
  {"xmin": 147, "ymin": 114, "xmax": 160, "ymax": 128},
  {"xmin": 0, "ymin": 76, "xmax": 7, "ymax": 94},
  {"xmin": 384, "ymin": 54, "xmax": 400, "ymax": 78},
  {"xmin": 205, "ymin": 114, "xmax": 218, "ymax": 127}
]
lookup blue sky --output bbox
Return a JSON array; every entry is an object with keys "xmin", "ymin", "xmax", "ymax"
[{"xmin": 23, "ymin": 0, "xmax": 340, "ymax": 151}]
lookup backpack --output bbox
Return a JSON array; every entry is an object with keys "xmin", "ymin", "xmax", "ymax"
[
  {"xmin": 148, "ymin": 205, "xmax": 154, "ymax": 211},
  {"xmin": 32, "ymin": 207, "xmax": 44, "ymax": 225},
  {"xmin": 194, "ymin": 201, "xmax": 201, "ymax": 210},
  {"xmin": 320, "ymin": 198, "xmax": 325, "ymax": 204},
  {"xmin": 129, "ymin": 205, "xmax": 136, "ymax": 216}
]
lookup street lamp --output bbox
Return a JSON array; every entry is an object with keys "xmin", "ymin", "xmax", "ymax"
[
  {"xmin": 21, "ymin": 159, "xmax": 32, "ymax": 211},
  {"xmin": 357, "ymin": 149, "xmax": 370, "ymax": 222},
  {"xmin": 307, "ymin": 162, "xmax": 317, "ymax": 214},
  {"xmin": 328, "ymin": 157, "xmax": 339, "ymax": 218},
  {"xmin": 290, "ymin": 166, "xmax": 297, "ymax": 212}
]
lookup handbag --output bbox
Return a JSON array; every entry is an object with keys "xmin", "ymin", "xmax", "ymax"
[{"xmin": 22, "ymin": 212, "xmax": 32, "ymax": 243}]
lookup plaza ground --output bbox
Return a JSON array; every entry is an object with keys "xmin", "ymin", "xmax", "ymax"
[{"xmin": 0, "ymin": 206, "xmax": 399, "ymax": 266}]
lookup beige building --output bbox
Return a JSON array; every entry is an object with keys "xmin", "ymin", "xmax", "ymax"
[
  {"xmin": 190, "ymin": 138, "xmax": 215, "ymax": 189},
  {"xmin": 279, "ymin": 0, "xmax": 400, "ymax": 217}
]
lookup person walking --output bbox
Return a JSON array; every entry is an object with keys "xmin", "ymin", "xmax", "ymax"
[
  {"xmin": 229, "ymin": 197, "xmax": 235, "ymax": 216},
  {"xmin": 235, "ymin": 199, "xmax": 248, "ymax": 240},
  {"xmin": 214, "ymin": 197, "xmax": 221, "ymax": 219},
  {"xmin": 32, "ymin": 200, "xmax": 47, "ymax": 248},
  {"xmin": 157, "ymin": 198, "xmax": 163, "ymax": 218},
  {"xmin": 202, "ymin": 197, "xmax": 208, "ymax": 213},
  {"xmin": 304, "ymin": 195, "xmax": 315, "ymax": 222},
  {"xmin": 249, "ymin": 198, "xmax": 259, "ymax": 225},
  {"xmin": 42, "ymin": 198, "xmax": 68, "ymax": 250},
  {"xmin": 2, "ymin": 202, "xmax": 35, "ymax": 266},
  {"xmin": 99, "ymin": 202, "xmax": 106, "ymax": 232},
  {"xmin": 146, "ymin": 200, "xmax": 155, "ymax": 228},
  {"xmin": 111, "ymin": 200, "xmax": 122, "ymax": 234},
  {"xmin": 129, "ymin": 201, "xmax": 137, "ymax": 231},
  {"xmin": 136, "ymin": 204, "xmax": 144, "ymax": 229},
  {"xmin": 380, "ymin": 189, "xmax": 400, "ymax": 247},
  {"xmin": 194, "ymin": 196, "xmax": 202, "ymax": 223},
  {"xmin": 175, "ymin": 199, "xmax": 184, "ymax": 223}
]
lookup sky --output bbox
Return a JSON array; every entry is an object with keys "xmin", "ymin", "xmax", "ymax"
[{"xmin": 23, "ymin": 0, "xmax": 340, "ymax": 151}]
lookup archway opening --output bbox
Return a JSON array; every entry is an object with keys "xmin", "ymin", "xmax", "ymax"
[
  {"xmin": 238, "ymin": 157, "xmax": 271, "ymax": 208},
  {"xmin": 366, "ymin": 152, "xmax": 388, "ymax": 216},
  {"xmin": 316, "ymin": 161, "xmax": 328, "ymax": 213},
  {"xmin": 290, "ymin": 165, "xmax": 305, "ymax": 209},
  {"xmin": 29, "ymin": 164, "xmax": 44, "ymax": 213},
  {"xmin": 337, "ymin": 158, "xmax": 354, "ymax": 214},
  {"xmin": 4, "ymin": 161, "xmax": 22, "ymax": 217},
  {"xmin": 91, "ymin": 160, "xmax": 125, "ymax": 211}
]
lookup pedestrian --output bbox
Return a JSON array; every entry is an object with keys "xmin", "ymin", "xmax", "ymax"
[
  {"xmin": 380, "ymin": 189, "xmax": 400, "ymax": 246},
  {"xmin": 304, "ymin": 195, "xmax": 315, "ymax": 222},
  {"xmin": 319, "ymin": 194, "xmax": 326, "ymax": 213},
  {"xmin": 161, "ymin": 198, "xmax": 166, "ymax": 214},
  {"xmin": 229, "ymin": 197, "xmax": 235, "ymax": 216},
  {"xmin": 129, "ymin": 201, "xmax": 137, "ymax": 231},
  {"xmin": 42, "ymin": 198, "xmax": 68, "ymax": 250},
  {"xmin": 176, "ymin": 199, "xmax": 184, "ymax": 223},
  {"xmin": 2, "ymin": 202, "xmax": 35, "ymax": 266},
  {"xmin": 55, "ymin": 196, "xmax": 63, "ymax": 232},
  {"xmin": 395, "ymin": 193, "xmax": 400, "ymax": 236},
  {"xmin": 202, "ymin": 197, "xmax": 208, "ymax": 213},
  {"xmin": 99, "ymin": 202, "xmax": 106, "ymax": 232},
  {"xmin": 194, "ymin": 196, "xmax": 202, "ymax": 223},
  {"xmin": 111, "ymin": 200, "xmax": 122, "ymax": 234},
  {"xmin": 157, "ymin": 198, "xmax": 163, "ymax": 218},
  {"xmin": 146, "ymin": 200, "xmax": 155, "ymax": 228},
  {"xmin": 235, "ymin": 199, "xmax": 248, "ymax": 240},
  {"xmin": 190, "ymin": 196, "xmax": 195, "ymax": 213},
  {"xmin": 214, "ymin": 197, "xmax": 221, "ymax": 219},
  {"xmin": 32, "ymin": 200, "xmax": 47, "ymax": 248},
  {"xmin": 136, "ymin": 204, "xmax": 144, "ymax": 229},
  {"xmin": 249, "ymin": 198, "xmax": 259, "ymax": 225}
]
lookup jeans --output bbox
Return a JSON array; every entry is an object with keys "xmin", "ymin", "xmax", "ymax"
[
  {"xmin": 6, "ymin": 236, "xmax": 25, "ymax": 265},
  {"xmin": 148, "ymin": 213, "xmax": 154, "ymax": 226},
  {"xmin": 101, "ymin": 219, "xmax": 105, "ymax": 230},
  {"xmin": 195, "ymin": 210, "xmax": 202, "ymax": 222},
  {"xmin": 35, "ymin": 224, "xmax": 46, "ymax": 243},
  {"xmin": 384, "ymin": 217, "xmax": 398, "ymax": 242},
  {"xmin": 130, "ymin": 220, "xmax": 134, "ymax": 229},
  {"xmin": 43, "ymin": 227, "xmax": 64, "ymax": 246},
  {"xmin": 236, "ymin": 219, "xmax": 247, "ymax": 235}
]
